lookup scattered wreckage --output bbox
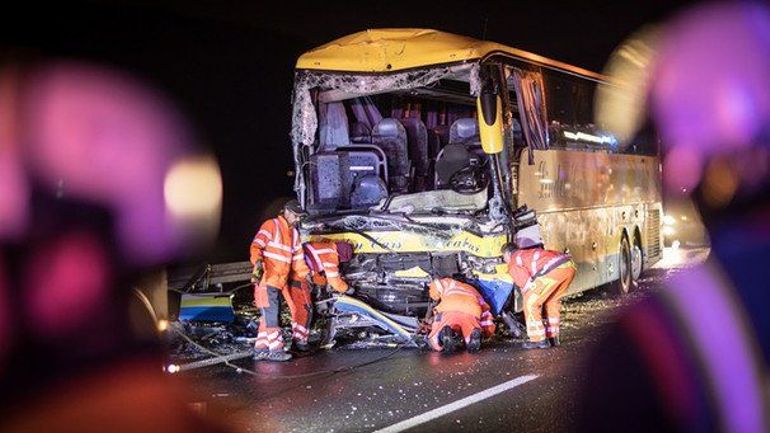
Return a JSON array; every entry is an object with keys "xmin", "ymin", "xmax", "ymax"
[{"xmin": 166, "ymin": 259, "xmax": 524, "ymax": 354}]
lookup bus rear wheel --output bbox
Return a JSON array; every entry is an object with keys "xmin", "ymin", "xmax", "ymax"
[
  {"xmin": 630, "ymin": 235, "xmax": 643, "ymax": 290},
  {"xmin": 614, "ymin": 234, "xmax": 633, "ymax": 296}
]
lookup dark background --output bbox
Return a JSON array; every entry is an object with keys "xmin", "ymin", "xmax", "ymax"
[{"xmin": 1, "ymin": 0, "xmax": 695, "ymax": 262}]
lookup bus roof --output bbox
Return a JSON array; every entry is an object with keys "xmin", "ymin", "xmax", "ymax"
[{"xmin": 296, "ymin": 28, "xmax": 605, "ymax": 81}]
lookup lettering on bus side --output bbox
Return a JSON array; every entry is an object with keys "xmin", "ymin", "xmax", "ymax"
[
  {"xmin": 537, "ymin": 161, "xmax": 553, "ymax": 200},
  {"xmin": 370, "ymin": 240, "xmax": 403, "ymax": 250},
  {"xmin": 443, "ymin": 238, "xmax": 481, "ymax": 254}
]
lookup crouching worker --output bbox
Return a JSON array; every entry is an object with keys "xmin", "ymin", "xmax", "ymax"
[
  {"xmin": 426, "ymin": 271, "xmax": 496, "ymax": 353},
  {"xmin": 250, "ymin": 199, "xmax": 310, "ymax": 361},
  {"xmin": 502, "ymin": 223, "xmax": 576, "ymax": 350},
  {"xmin": 303, "ymin": 240, "xmax": 355, "ymax": 294}
]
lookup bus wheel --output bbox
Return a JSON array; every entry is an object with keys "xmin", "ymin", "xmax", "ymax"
[
  {"xmin": 614, "ymin": 235, "xmax": 633, "ymax": 296},
  {"xmin": 630, "ymin": 236, "xmax": 643, "ymax": 290}
]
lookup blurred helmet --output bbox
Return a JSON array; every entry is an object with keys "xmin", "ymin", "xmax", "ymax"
[
  {"xmin": 2, "ymin": 61, "xmax": 222, "ymax": 267},
  {"xmin": 650, "ymin": 2, "xmax": 770, "ymax": 213}
]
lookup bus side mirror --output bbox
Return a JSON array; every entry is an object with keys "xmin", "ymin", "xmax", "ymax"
[{"xmin": 477, "ymin": 92, "xmax": 504, "ymax": 154}]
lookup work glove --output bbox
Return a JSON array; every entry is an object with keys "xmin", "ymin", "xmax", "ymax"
[{"xmin": 251, "ymin": 260, "xmax": 263, "ymax": 284}]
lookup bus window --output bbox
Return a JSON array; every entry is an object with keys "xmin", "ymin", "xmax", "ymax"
[
  {"xmin": 544, "ymin": 71, "xmax": 578, "ymax": 126},
  {"xmin": 304, "ymin": 77, "xmax": 502, "ymax": 215},
  {"xmin": 625, "ymin": 119, "xmax": 660, "ymax": 156},
  {"xmin": 574, "ymin": 79, "xmax": 596, "ymax": 126},
  {"xmin": 543, "ymin": 71, "xmax": 600, "ymax": 128}
]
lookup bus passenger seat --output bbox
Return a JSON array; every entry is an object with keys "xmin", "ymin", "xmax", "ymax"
[
  {"xmin": 350, "ymin": 122, "xmax": 372, "ymax": 144},
  {"xmin": 434, "ymin": 144, "xmax": 475, "ymax": 189},
  {"xmin": 308, "ymin": 152, "xmax": 344, "ymax": 212},
  {"xmin": 308, "ymin": 146, "xmax": 385, "ymax": 212},
  {"xmin": 400, "ymin": 117, "xmax": 430, "ymax": 192},
  {"xmin": 427, "ymin": 129, "xmax": 441, "ymax": 159},
  {"xmin": 350, "ymin": 175, "xmax": 388, "ymax": 208},
  {"xmin": 432, "ymin": 125, "xmax": 450, "ymax": 148},
  {"xmin": 449, "ymin": 118, "xmax": 480, "ymax": 146},
  {"xmin": 372, "ymin": 118, "xmax": 410, "ymax": 193}
]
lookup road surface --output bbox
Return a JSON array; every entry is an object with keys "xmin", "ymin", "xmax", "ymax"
[{"xmin": 175, "ymin": 247, "xmax": 710, "ymax": 433}]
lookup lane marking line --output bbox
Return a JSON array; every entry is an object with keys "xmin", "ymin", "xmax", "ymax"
[{"xmin": 371, "ymin": 374, "xmax": 539, "ymax": 433}]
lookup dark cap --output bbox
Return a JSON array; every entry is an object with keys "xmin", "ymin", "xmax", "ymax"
[{"xmin": 283, "ymin": 199, "xmax": 304, "ymax": 215}]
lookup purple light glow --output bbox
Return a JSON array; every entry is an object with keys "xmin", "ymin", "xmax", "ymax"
[
  {"xmin": 0, "ymin": 151, "xmax": 29, "ymax": 241},
  {"xmin": 23, "ymin": 232, "xmax": 111, "ymax": 338},
  {"xmin": 0, "ymin": 259, "xmax": 9, "ymax": 363},
  {"xmin": 664, "ymin": 265, "xmax": 767, "ymax": 433},
  {"xmin": 22, "ymin": 63, "xmax": 196, "ymax": 266},
  {"xmin": 652, "ymin": 2, "xmax": 770, "ymax": 193}
]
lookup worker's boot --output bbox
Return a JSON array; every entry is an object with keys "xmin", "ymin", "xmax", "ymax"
[
  {"xmin": 439, "ymin": 326, "xmax": 458, "ymax": 354},
  {"xmin": 521, "ymin": 340, "xmax": 550, "ymax": 350},
  {"xmin": 254, "ymin": 349, "xmax": 293, "ymax": 362},
  {"xmin": 466, "ymin": 329, "xmax": 482, "ymax": 353},
  {"xmin": 548, "ymin": 336, "xmax": 560, "ymax": 347},
  {"xmin": 293, "ymin": 340, "xmax": 311, "ymax": 352}
]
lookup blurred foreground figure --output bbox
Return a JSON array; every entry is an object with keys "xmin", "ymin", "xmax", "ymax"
[
  {"xmin": 578, "ymin": 3, "xmax": 770, "ymax": 432},
  {"xmin": 0, "ymin": 61, "xmax": 226, "ymax": 432}
]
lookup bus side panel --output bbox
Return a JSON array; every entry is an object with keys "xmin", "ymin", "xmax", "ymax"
[{"xmin": 516, "ymin": 149, "xmax": 662, "ymax": 293}]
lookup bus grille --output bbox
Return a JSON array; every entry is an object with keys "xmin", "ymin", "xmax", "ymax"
[{"xmin": 647, "ymin": 209, "xmax": 661, "ymax": 259}]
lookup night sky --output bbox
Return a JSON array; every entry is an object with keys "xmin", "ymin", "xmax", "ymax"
[{"xmin": 2, "ymin": 0, "xmax": 695, "ymax": 262}]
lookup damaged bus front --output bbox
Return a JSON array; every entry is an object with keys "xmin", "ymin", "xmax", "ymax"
[
  {"xmin": 290, "ymin": 29, "xmax": 663, "ymax": 332},
  {"xmin": 291, "ymin": 31, "xmax": 517, "ymax": 319}
]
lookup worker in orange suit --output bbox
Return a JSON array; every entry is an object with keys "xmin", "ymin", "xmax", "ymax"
[
  {"xmin": 281, "ymin": 276, "xmax": 314, "ymax": 352},
  {"xmin": 303, "ymin": 240, "xmax": 355, "ymax": 294},
  {"xmin": 426, "ymin": 271, "xmax": 496, "ymax": 354},
  {"xmin": 502, "ymin": 222, "xmax": 576, "ymax": 350},
  {"xmin": 249, "ymin": 199, "xmax": 310, "ymax": 361}
]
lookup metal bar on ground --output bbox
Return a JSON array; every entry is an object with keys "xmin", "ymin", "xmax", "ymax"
[{"xmin": 177, "ymin": 351, "xmax": 253, "ymax": 372}]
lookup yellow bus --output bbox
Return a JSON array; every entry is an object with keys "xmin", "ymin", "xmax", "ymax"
[{"xmin": 292, "ymin": 29, "xmax": 662, "ymax": 319}]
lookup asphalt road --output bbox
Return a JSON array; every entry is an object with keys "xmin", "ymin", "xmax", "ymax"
[{"xmin": 179, "ymin": 247, "xmax": 710, "ymax": 433}]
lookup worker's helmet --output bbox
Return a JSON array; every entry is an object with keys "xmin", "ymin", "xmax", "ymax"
[{"xmin": 513, "ymin": 224, "xmax": 543, "ymax": 249}]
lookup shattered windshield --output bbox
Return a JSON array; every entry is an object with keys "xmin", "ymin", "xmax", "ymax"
[{"xmin": 291, "ymin": 63, "xmax": 513, "ymax": 216}]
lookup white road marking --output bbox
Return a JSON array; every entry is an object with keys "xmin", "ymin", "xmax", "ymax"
[{"xmin": 371, "ymin": 374, "xmax": 539, "ymax": 433}]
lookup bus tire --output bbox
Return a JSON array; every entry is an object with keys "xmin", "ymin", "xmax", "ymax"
[
  {"xmin": 614, "ymin": 234, "xmax": 633, "ymax": 296},
  {"xmin": 630, "ymin": 233, "xmax": 643, "ymax": 290}
]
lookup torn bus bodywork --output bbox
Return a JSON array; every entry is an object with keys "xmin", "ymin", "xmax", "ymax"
[{"xmin": 291, "ymin": 61, "xmax": 517, "ymax": 319}]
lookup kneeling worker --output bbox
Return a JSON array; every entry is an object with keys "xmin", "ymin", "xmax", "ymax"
[
  {"xmin": 502, "ymin": 223, "xmax": 576, "ymax": 349},
  {"xmin": 426, "ymin": 271, "xmax": 496, "ymax": 353}
]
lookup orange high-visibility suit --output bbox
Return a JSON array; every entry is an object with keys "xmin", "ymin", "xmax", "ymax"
[
  {"xmin": 507, "ymin": 248, "xmax": 576, "ymax": 342},
  {"xmin": 303, "ymin": 241, "xmax": 349, "ymax": 293},
  {"xmin": 250, "ymin": 215, "xmax": 310, "ymax": 351},
  {"xmin": 427, "ymin": 278, "xmax": 495, "ymax": 351}
]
